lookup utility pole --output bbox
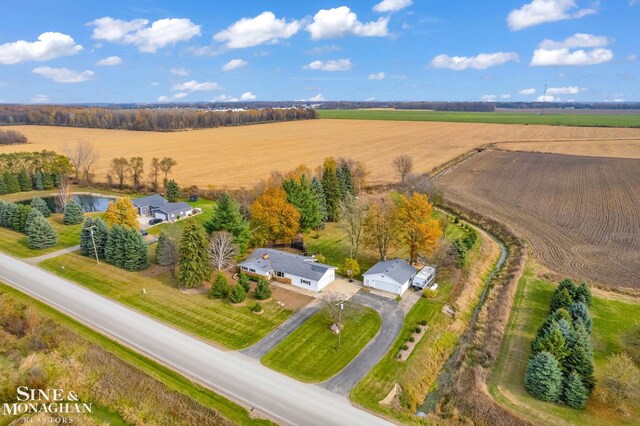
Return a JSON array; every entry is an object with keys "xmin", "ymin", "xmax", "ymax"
[
  {"xmin": 337, "ymin": 301, "xmax": 344, "ymax": 351},
  {"xmin": 89, "ymin": 226, "xmax": 99, "ymax": 264},
  {"xmin": 541, "ymin": 84, "xmax": 548, "ymax": 115}
]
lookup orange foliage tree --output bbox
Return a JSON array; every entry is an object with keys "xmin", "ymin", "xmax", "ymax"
[
  {"xmin": 397, "ymin": 193, "xmax": 441, "ymax": 263},
  {"xmin": 250, "ymin": 188, "xmax": 300, "ymax": 246}
]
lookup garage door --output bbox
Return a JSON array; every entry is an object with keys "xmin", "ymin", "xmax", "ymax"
[{"xmin": 366, "ymin": 278, "xmax": 399, "ymax": 295}]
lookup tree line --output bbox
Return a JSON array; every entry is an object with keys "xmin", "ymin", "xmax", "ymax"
[
  {"xmin": 0, "ymin": 151, "xmax": 73, "ymax": 195},
  {"xmin": 0, "ymin": 129, "xmax": 27, "ymax": 145},
  {"xmin": 0, "ymin": 106, "xmax": 317, "ymax": 132}
]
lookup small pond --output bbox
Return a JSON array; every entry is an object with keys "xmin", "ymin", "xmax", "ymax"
[{"xmin": 18, "ymin": 194, "xmax": 116, "ymax": 213}]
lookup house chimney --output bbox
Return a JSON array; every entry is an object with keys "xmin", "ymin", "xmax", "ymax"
[{"xmin": 262, "ymin": 253, "xmax": 270, "ymax": 260}]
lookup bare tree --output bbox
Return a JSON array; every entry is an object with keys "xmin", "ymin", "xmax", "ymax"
[
  {"xmin": 209, "ymin": 231, "xmax": 239, "ymax": 271},
  {"xmin": 64, "ymin": 140, "xmax": 86, "ymax": 181},
  {"xmin": 149, "ymin": 157, "xmax": 160, "ymax": 190},
  {"xmin": 392, "ymin": 155, "xmax": 414, "ymax": 183},
  {"xmin": 81, "ymin": 142, "xmax": 98, "ymax": 184},
  {"xmin": 338, "ymin": 195, "xmax": 368, "ymax": 259},
  {"xmin": 398, "ymin": 173, "xmax": 433, "ymax": 196},
  {"xmin": 56, "ymin": 175, "xmax": 71, "ymax": 211},
  {"xmin": 320, "ymin": 291, "xmax": 364, "ymax": 327},
  {"xmin": 157, "ymin": 224, "xmax": 181, "ymax": 278},
  {"xmin": 362, "ymin": 197, "xmax": 399, "ymax": 261},
  {"xmin": 129, "ymin": 156, "xmax": 144, "ymax": 190},
  {"xmin": 159, "ymin": 157, "xmax": 177, "ymax": 186},
  {"xmin": 110, "ymin": 157, "xmax": 129, "ymax": 189}
]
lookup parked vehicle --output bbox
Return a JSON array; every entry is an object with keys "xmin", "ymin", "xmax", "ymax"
[
  {"xmin": 140, "ymin": 229, "xmax": 149, "ymax": 236},
  {"xmin": 149, "ymin": 218, "xmax": 164, "ymax": 225}
]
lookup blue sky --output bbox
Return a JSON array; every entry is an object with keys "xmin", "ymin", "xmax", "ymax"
[{"xmin": 0, "ymin": 0, "xmax": 638, "ymax": 104}]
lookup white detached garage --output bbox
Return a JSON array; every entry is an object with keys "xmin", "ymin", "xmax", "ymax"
[{"xmin": 363, "ymin": 259, "xmax": 417, "ymax": 296}]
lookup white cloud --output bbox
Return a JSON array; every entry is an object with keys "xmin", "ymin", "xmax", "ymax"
[
  {"xmin": 212, "ymin": 94, "xmax": 239, "ymax": 102},
  {"xmin": 88, "ymin": 17, "xmax": 201, "ymax": 52},
  {"xmin": 170, "ymin": 67, "xmax": 190, "ymax": 76},
  {"xmin": 627, "ymin": 54, "xmax": 637, "ymax": 61},
  {"xmin": 214, "ymin": 12, "xmax": 300, "ymax": 48},
  {"xmin": 306, "ymin": 6, "xmax": 389, "ymax": 40},
  {"xmin": 501, "ymin": 94, "xmax": 512, "ymax": 99},
  {"xmin": 430, "ymin": 52, "xmax": 519, "ymax": 70},
  {"xmin": 171, "ymin": 80, "xmax": 219, "ymax": 92},
  {"xmin": 369, "ymin": 72, "xmax": 385, "ymax": 80},
  {"xmin": 32, "ymin": 67, "xmax": 94, "ymax": 83},
  {"xmin": 308, "ymin": 94, "xmax": 325, "ymax": 101},
  {"xmin": 539, "ymin": 33, "xmax": 610, "ymax": 49},
  {"xmin": 0, "ymin": 32, "xmax": 83, "ymax": 64},
  {"xmin": 158, "ymin": 92, "xmax": 189, "ymax": 102},
  {"xmin": 531, "ymin": 33, "xmax": 613, "ymax": 66},
  {"xmin": 536, "ymin": 94, "xmax": 561, "ymax": 102},
  {"xmin": 240, "ymin": 92, "xmax": 256, "ymax": 101},
  {"xmin": 222, "ymin": 59, "xmax": 248, "ymax": 71},
  {"xmin": 304, "ymin": 59, "xmax": 352, "ymax": 71},
  {"xmin": 30, "ymin": 94, "xmax": 50, "ymax": 103},
  {"xmin": 546, "ymin": 86, "xmax": 584, "ymax": 94},
  {"xmin": 95, "ymin": 55, "xmax": 122, "ymax": 66},
  {"xmin": 481, "ymin": 95, "xmax": 498, "ymax": 102},
  {"xmin": 366, "ymin": 97, "xmax": 376, "ymax": 101},
  {"xmin": 507, "ymin": 0, "xmax": 598, "ymax": 31},
  {"xmin": 518, "ymin": 88, "xmax": 537, "ymax": 95},
  {"xmin": 373, "ymin": 0, "xmax": 413, "ymax": 13}
]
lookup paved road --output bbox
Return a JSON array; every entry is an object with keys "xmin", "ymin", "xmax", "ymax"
[
  {"xmin": 321, "ymin": 291, "xmax": 404, "ymax": 395},
  {"xmin": 23, "ymin": 244, "xmax": 81, "ymax": 265},
  {"xmin": 0, "ymin": 252, "xmax": 392, "ymax": 426},
  {"xmin": 242, "ymin": 301, "xmax": 322, "ymax": 359}
]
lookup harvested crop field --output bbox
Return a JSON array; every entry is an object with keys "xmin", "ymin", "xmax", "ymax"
[
  {"xmin": 497, "ymin": 139, "xmax": 640, "ymax": 160},
  {"xmin": 2, "ymin": 121, "xmax": 640, "ymax": 188},
  {"xmin": 437, "ymin": 150, "xmax": 640, "ymax": 289}
]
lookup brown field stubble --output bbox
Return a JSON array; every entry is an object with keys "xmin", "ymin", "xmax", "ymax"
[
  {"xmin": 497, "ymin": 139, "xmax": 640, "ymax": 160},
  {"xmin": 2, "ymin": 121, "xmax": 640, "ymax": 188},
  {"xmin": 437, "ymin": 150, "xmax": 640, "ymax": 290}
]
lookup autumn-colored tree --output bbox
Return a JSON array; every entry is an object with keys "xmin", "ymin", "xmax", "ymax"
[
  {"xmin": 110, "ymin": 157, "xmax": 129, "ymax": 189},
  {"xmin": 338, "ymin": 258, "xmax": 360, "ymax": 280},
  {"xmin": 129, "ymin": 156, "xmax": 144, "ymax": 189},
  {"xmin": 362, "ymin": 197, "xmax": 399, "ymax": 261},
  {"xmin": 397, "ymin": 193, "xmax": 441, "ymax": 263},
  {"xmin": 149, "ymin": 157, "xmax": 161, "ymax": 190},
  {"xmin": 104, "ymin": 197, "xmax": 140, "ymax": 230},
  {"xmin": 159, "ymin": 157, "xmax": 177, "ymax": 186},
  {"xmin": 250, "ymin": 187, "xmax": 300, "ymax": 246}
]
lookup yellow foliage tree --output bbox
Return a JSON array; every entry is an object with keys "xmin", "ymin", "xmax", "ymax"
[
  {"xmin": 397, "ymin": 193, "xmax": 441, "ymax": 263},
  {"xmin": 250, "ymin": 188, "xmax": 300, "ymax": 246},
  {"xmin": 104, "ymin": 197, "xmax": 140, "ymax": 230}
]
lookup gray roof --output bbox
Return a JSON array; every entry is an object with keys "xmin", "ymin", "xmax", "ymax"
[
  {"xmin": 132, "ymin": 194, "xmax": 168, "ymax": 208},
  {"xmin": 153, "ymin": 201, "xmax": 192, "ymax": 215},
  {"xmin": 240, "ymin": 249, "xmax": 336, "ymax": 281},
  {"xmin": 363, "ymin": 259, "xmax": 417, "ymax": 285}
]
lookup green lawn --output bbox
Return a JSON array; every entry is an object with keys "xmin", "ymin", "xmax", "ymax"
[
  {"xmin": 0, "ymin": 213, "xmax": 98, "ymax": 258},
  {"xmin": 488, "ymin": 263, "xmax": 640, "ymax": 426},
  {"xmin": 262, "ymin": 307, "xmax": 381, "ymax": 382},
  {"xmin": 0, "ymin": 282, "xmax": 272, "ymax": 426},
  {"xmin": 40, "ymin": 252, "xmax": 292, "ymax": 350},
  {"xmin": 318, "ymin": 109, "xmax": 640, "ymax": 128}
]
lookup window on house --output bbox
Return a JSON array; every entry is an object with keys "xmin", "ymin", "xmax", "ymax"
[
  {"xmin": 300, "ymin": 279, "xmax": 311, "ymax": 285},
  {"xmin": 249, "ymin": 268, "xmax": 256, "ymax": 273},
  {"xmin": 275, "ymin": 270, "xmax": 285, "ymax": 278}
]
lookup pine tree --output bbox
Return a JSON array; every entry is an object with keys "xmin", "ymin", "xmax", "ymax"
[
  {"xmin": 105, "ymin": 225, "xmax": 126, "ymax": 268},
  {"xmin": 531, "ymin": 321, "xmax": 570, "ymax": 362},
  {"xmin": 209, "ymin": 274, "xmax": 230, "ymax": 299},
  {"xmin": 550, "ymin": 287, "xmax": 574, "ymax": 313},
  {"xmin": 311, "ymin": 176, "xmax": 327, "ymax": 222},
  {"xmin": 525, "ymin": 351, "xmax": 563, "ymax": 402},
  {"xmin": 0, "ymin": 175, "xmax": 7, "ymax": 195},
  {"xmin": 204, "ymin": 193, "xmax": 250, "ymax": 252},
  {"xmin": 569, "ymin": 302, "xmax": 592, "ymax": 334},
  {"xmin": 80, "ymin": 217, "xmax": 109, "ymax": 259},
  {"xmin": 564, "ymin": 371, "xmax": 588, "ymax": 409},
  {"xmin": 575, "ymin": 282, "xmax": 592, "ymax": 306},
  {"xmin": 11, "ymin": 204, "xmax": 32, "ymax": 232},
  {"xmin": 80, "ymin": 217, "xmax": 96, "ymax": 257},
  {"xmin": 178, "ymin": 220, "xmax": 211, "ymax": 288},
  {"xmin": 26, "ymin": 214, "xmax": 58, "ymax": 249},
  {"xmin": 166, "ymin": 179, "xmax": 181, "ymax": 202},
  {"xmin": 557, "ymin": 318, "xmax": 577, "ymax": 348},
  {"xmin": 337, "ymin": 162, "xmax": 354, "ymax": 198},
  {"xmin": 122, "ymin": 228, "xmax": 149, "ymax": 271},
  {"xmin": 321, "ymin": 161, "xmax": 342, "ymax": 222},
  {"xmin": 229, "ymin": 283, "xmax": 246, "ymax": 303},
  {"xmin": 283, "ymin": 176, "xmax": 323, "ymax": 232},
  {"xmin": 255, "ymin": 278, "xmax": 272, "ymax": 300},
  {"xmin": 34, "ymin": 170, "xmax": 44, "ymax": 190},
  {"xmin": 3, "ymin": 172, "xmax": 20, "ymax": 193},
  {"xmin": 18, "ymin": 169, "xmax": 31, "ymax": 191},
  {"xmin": 238, "ymin": 273, "xmax": 251, "ymax": 293},
  {"xmin": 24, "ymin": 208, "xmax": 44, "ymax": 235},
  {"xmin": 63, "ymin": 201, "xmax": 84, "ymax": 225},
  {"xmin": 0, "ymin": 203, "xmax": 17, "ymax": 228},
  {"xmin": 557, "ymin": 278, "xmax": 578, "ymax": 300},
  {"xmin": 42, "ymin": 173, "xmax": 54, "ymax": 190},
  {"xmin": 30, "ymin": 197, "xmax": 51, "ymax": 217},
  {"xmin": 565, "ymin": 343, "xmax": 596, "ymax": 393}
]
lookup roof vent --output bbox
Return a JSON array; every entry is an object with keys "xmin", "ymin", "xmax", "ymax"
[{"xmin": 262, "ymin": 253, "xmax": 270, "ymax": 260}]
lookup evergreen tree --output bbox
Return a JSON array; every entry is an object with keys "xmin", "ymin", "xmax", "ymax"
[
  {"xmin": 63, "ymin": 201, "xmax": 84, "ymax": 225},
  {"xmin": 525, "ymin": 351, "xmax": 563, "ymax": 402},
  {"xmin": 575, "ymin": 282, "xmax": 592, "ymax": 306},
  {"xmin": 42, "ymin": 173, "xmax": 54, "ymax": 190},
  {"xmin": 53, "ymin": 173, "xmax": 61, "ymax": 188},
  {"xmin": 238, "ymin": 273, "xmax": 251, "ymax": 293},
  {"xmin": 203, "ymin": 193, "xmax": 250, "ymax": 252},
  {"xmin": 565, "ymin": 343, "xmax": 596, "ymax": 393},
  {"xmin": 550, "ymin": 287, "xmax": 574, "ymax": 313},
  {"xmin": 0, "ymin": 175, "xmax": 7, "ymax": 195},
  {"xmin": 0, "ymin": 203, "xmax": 17, "ymax": 227},
  {"xmin": 283, "ymin": 176, "xmax": 323, "ymax": 232},
  {"xmin": 166, "ymin": 179, "xmax": 181, "ymax": 202},
  {"xmin": 3, "ymin": 172, "xmax": 20, "ymax": 193},
  {"xmin": 569, "ymin": 302, "xmax": 592, "ymax": 334},
  {"xmin": 229, "ymin": 283, "xmax": 246, "ymax": 303},
  {"xmin": 0, "ymin": 201, "xmax": 6, "ymax": 223},
  {"xmin": 178, "ymin": 220, "xmax": 211, "ymax": 288},
  {"xmin": 337, "ymin": 161, "xmax": 354, "ymax": 198},
  {"xmin": 321, "ymin": 162, "xmax": 342, "ymax": 222},
  {"xmin": 557, "ymin": 278, "xmax": 578, "ymax": 300},
  {"xmin": 11, "ymin": 204, "xmax": 32, "ymax": 232},
  {"xmin": 122, "ymin": 228, "xmax": 149, "ymax": 271},
  {"xmin": 557, "ymin": 318, "xmax": 577, "ymax": 348},
  {"xmin": 531, "ymin": 321, "xmax": 570, "ymax": 362},
  {"xmin": 18, "ymin": 169, "xmax": 31, "ymax": 191},
  {"xmin": 80, "ymin": 217, "xmax": 109, "ymax": 259},
  {"xmin": 30, "ymin": 197, "xmax": 51, "ymax": 217},
  {"xmin": 34, "ymin": 170, "xmax": 44, "ymax": 190},
  {"xmin": 255, "ymin": 278, "xmax": 272, "ymax": 300},
  {"xmin": 24, "ymin": 208, "xmax": 44, "ymax": 235},
  {"xmin": 563, "ymin": 371, "xmax": 588, "ymax": 409},
  {"xmin": 26, "ymin": 214, "xmax": 58, "ymax": 249},
  {"xmin": 105, "ymin": 225, "xmax": 126, "ymax": 268},
  {"xmin": 311, "ymin": 176, "xmax": 327, "ymax": 221},
  {"xmin": 209, "ymin": 274, "xmax": 230, "ymax": 299}
]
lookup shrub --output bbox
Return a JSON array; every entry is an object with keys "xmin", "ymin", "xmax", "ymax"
[
  {"xmin": 415, "ymin": 326, "xmax": 422, "ymax": 334},
  {"xmin": 209, "ymin": 274, "xmax": 230, "ymax": 299},
  {"xmin": 564, "ymin": 371, "xmax": 588, "ymax": 409},
  {"xmin": 255, "ymin": 278, "xmax": 272, "ymax": 300},
  {"xmin": 402, "ymin": 344, "xmax": 409, "ymax": 350},
  {"xmin": 229, "ymin": 284, "xmax": 246, "ymax": 304},
  {"xmin": 63, "ymin": 201, "xmax": 84, "ymax": 225},
  {"xmin": 595, "ymin": 353, "xmax": 640, "ymax": 412},
  {"xmin": 423, "ymin": 288, "xmax": 437, "ymax": 298},
  {"xmin": 420, "ymin": 320, "xmax": 427, "ymax": 326},
  {"xmin": 409, "ymin": 336, "xmax": 415, "ymax": 343},
  {"xmin": 315, "ymin": 254, "xmax": 326, "ymax": 263},
  {"xmin": 395, "ymin": 295, "xmax": 402, "ymax": 302},
  {"xmin": 453, "ymin": 216, "xmax": 459, "ymax": 224},
  {"xmin": 525, "ymin": 351, "xmax": 563, "ymax": 402},
  {"xmin": 30, "ymin": 197, "xmax": 51, "ymax": 217},
  {"xmin": 237, "ymin": 273, "xmax": 251, "ymax": 293},
  {"xmin": 252, "ymin": 302, "xmax": 263, "ymax": 313}
]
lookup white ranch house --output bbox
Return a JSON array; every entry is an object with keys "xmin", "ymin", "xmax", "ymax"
[{"xmin": 238, "ymin": 249, "xmax": 337, "ymax": 292}]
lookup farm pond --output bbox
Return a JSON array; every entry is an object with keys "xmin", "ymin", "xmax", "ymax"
[{"xmin": 19, "ymin": 194, "xmax": 116, "ymax": 213}]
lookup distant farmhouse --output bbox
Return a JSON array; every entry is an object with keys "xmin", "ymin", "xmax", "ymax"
[
  {"xmin": 363, "ymin": 259, "xmax": 436, "ymax": 295},
  {"xmin": 132, "ymin": 194, "xmax": 192, "ymax": 222},
  {"xmin": 239, "ymin": 248, "xmax": 337, "ymax": 292}
]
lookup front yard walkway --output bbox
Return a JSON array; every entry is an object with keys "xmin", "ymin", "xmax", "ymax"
[{"xmin": 24, "ymin": 244, "xmax": 81, "ymax": 265}]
